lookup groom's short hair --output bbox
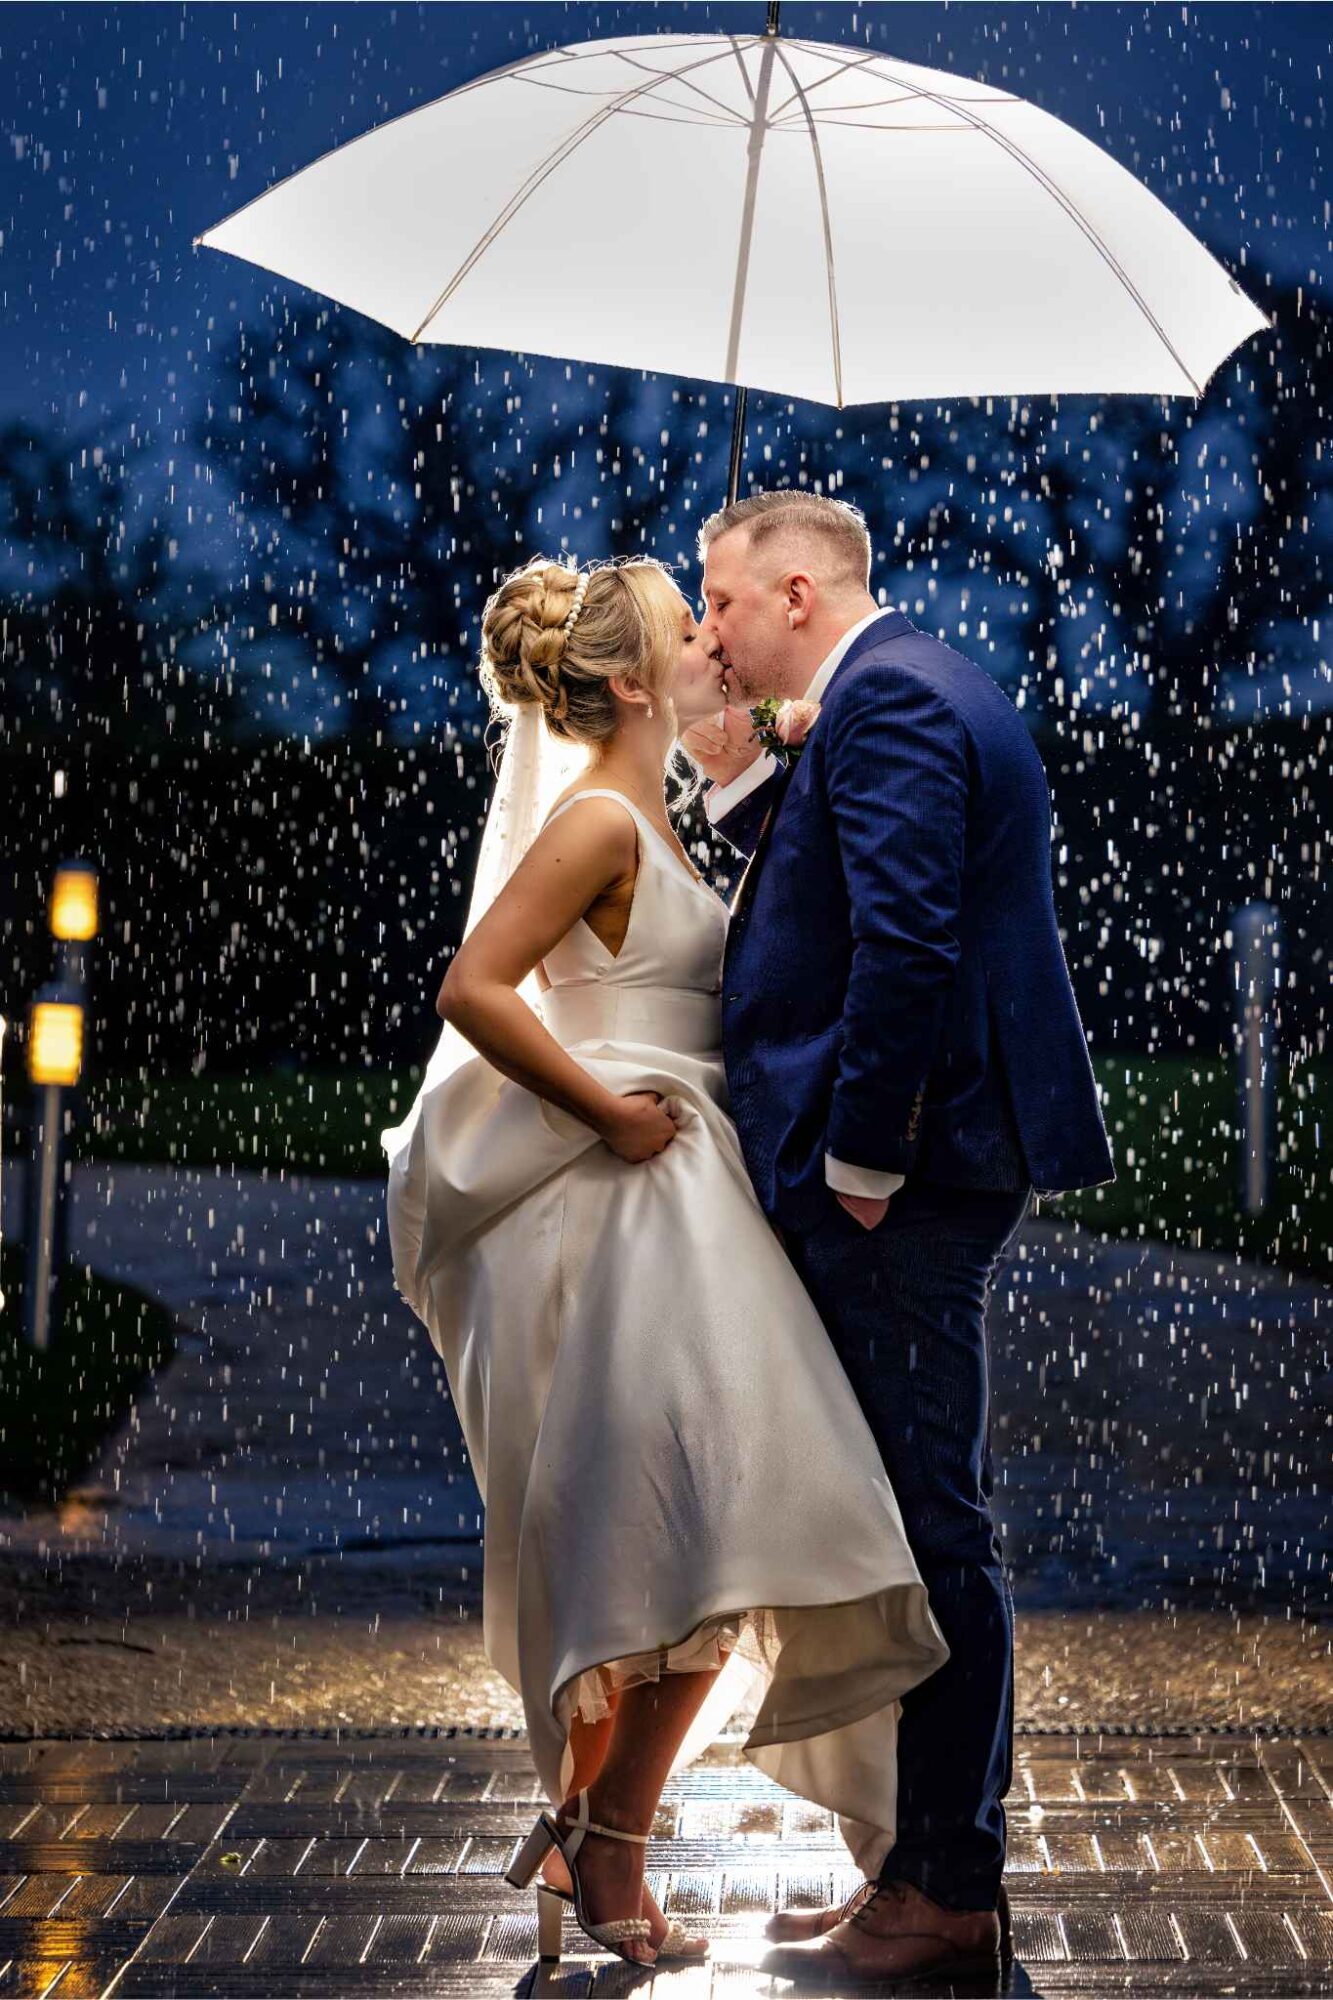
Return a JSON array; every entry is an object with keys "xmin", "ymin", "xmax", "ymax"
[{"xmin": 697, "ymin": 489, "xmax": 872, "ymax": 592}]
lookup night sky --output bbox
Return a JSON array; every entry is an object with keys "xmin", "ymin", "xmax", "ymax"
[
  {"xmin": 2, "ymin": 5, "xmax": 1328, "ymax": 1098},
  {"xmin": 2, "ymin": 2, "xmax": 1328, "ymax": 439},
  {"xmin": 2, "ymin": 2, "xmax": 1328, "ymax": 740}
]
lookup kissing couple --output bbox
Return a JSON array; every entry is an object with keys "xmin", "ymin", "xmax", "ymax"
[{"xmin": 383, "ymin": 488, "xmax": 1113, "ymax": 1985}]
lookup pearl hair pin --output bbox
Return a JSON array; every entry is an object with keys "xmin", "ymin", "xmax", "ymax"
[{"xmin": 561, "ymin": 570, "xmax": 590, "ymax": 639}]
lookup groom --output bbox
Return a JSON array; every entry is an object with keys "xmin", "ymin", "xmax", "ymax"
[{"xmin": 685, "ymin": 490, "xmax": 1114, "ymax": 1987}]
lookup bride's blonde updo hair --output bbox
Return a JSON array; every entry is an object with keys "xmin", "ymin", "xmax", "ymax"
[{"xmin": 479, "ymin": 555, "xmax": 682, "ymax": 746}]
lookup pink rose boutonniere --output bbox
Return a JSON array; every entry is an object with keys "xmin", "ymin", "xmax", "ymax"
[{"xmin": 750, "ymin": 697, "xmax": 821, "ymax": 768}]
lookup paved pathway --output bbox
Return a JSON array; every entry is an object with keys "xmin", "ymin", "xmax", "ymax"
[
  {"xmin": 1, "ymin": 1163, "xmax": 1326, "ymax": 1611},
  {"xmin": 0, "ymin": 1728, "xmax": 1330, "ymax": 1997},
  {"xmin": 1, "ymin": 1166, "xmax": 1330, "ymax": 1992},
  {"xmin": 0, "ymin": 1163, "xmax": 480, "ymax": 1575}
]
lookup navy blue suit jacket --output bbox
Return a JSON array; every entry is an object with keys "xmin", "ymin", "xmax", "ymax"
[{"xmin": 714, "ymin": 609, "xmax": 1115, "ymax": 1233}]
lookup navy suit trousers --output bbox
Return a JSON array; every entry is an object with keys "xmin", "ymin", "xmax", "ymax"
[{"xmin": 783, "ymin": 1178, "xmax": 1032, "ymax": 1909}]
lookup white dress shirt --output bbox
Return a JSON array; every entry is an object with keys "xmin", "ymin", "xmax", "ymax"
[{"xmin": 705, "ymin": 607, "xmax": 907, "ymax": 1204}]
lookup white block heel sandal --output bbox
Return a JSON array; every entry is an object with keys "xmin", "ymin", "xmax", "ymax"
[
  {"xmin": 504, "ymin": 1788, "xmax": 655, "ymax": 1965},
  {"xmin": 534, "ymin": 1883, "xmax": 709, "ymax": 1965}
]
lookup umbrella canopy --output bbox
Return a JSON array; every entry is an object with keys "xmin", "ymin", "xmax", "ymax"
[{"xmin": 195, "ymin": 30, "xmax": 1269, "ymax": 409}]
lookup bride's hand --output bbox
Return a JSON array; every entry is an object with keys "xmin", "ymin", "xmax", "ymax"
[
  {"xmin": 680, "ymin": 704, "xmax": 764, "ymax": 786},
  {"xmin": 597, "ymin": 1091, "xmax": 680, "ymax": 1163}
]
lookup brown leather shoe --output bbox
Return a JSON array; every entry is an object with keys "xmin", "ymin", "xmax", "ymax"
[
  {"xmin": 763, "ymin": 1878, "xmax": 1002, "ymax": 1988},
  {"xmin": 768, "ymin": 1878, "xmax": 1011, "ymax": 1961},
  {"xmin": 764, "ymin": 1878, "xmax": 876, "ymax": 1942}
]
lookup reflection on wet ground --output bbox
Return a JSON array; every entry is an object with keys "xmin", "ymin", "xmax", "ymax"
[
  {"xmin": 0, "ymin": 1729, "xmax": 1330, "ymax": 1997},
  {"xmin": 0, "ymin": 1164, "xmax": 1328, "ymax": 1991}
]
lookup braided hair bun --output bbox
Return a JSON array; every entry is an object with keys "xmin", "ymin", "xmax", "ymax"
[
  {"xmin": 479, "ymin": 555, "xmax": 680, "ymax": 747},
  {"xmin": 479, "ymin": 560, "xmax": 582, "ymax": 727}
]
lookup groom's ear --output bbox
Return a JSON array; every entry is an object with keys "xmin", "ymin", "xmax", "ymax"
[{"xmin": 784, "ymin": 571, "xmax": 817, "ymax": 631}]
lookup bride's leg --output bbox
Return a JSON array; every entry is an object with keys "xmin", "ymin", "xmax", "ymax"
[
  {"xmin": 589, "ymin": 1664, "xmax": 724, "ymax": 1821},
  {"xmin": 553, "ymin": 1665, "xmax": 723, "ymax": 1946},
  {"xmin": 566, "ymin": 1684, "xmax": 622, "ymax": 1791},
  {"xmin": 538, "ymin": 1683, "xmax": 620, "ymax": 1892}
]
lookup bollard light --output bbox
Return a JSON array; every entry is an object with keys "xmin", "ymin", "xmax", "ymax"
[
  {"xmin": 1231, "ymin": 900, "xmax": 1280, "ymax": 1218},
  {"xmin": 50, "ymin": 862, "xmax": 99, "ymax": 942},
  {"xmin": 28, "ymin": 999, "xmax": 85, "ymax": 1088}
]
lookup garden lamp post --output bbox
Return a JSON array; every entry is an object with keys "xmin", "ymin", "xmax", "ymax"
[
  {"xmin": 22, "ymin": 862, "xmax": 98, "ymax": 1352},
  {"xmin": 0, "ymin": 1014, "xmax": 8, "ymax": 1314},
  {"xmin": 24, "ymin": 985, "xmax": 84, "ymax": 1351},
  {"xmin": 50, "ymin": 858, "xmax": 98, "ymax": 1187}
]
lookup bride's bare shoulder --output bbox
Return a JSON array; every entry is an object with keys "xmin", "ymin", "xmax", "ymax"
[
  {"xmin": 544, "ymin": 786, "xmax": 636, "ymax": 829},
  {"xmin": 536, "ymin": 789, "xmax": 639, "ymax": 869}
]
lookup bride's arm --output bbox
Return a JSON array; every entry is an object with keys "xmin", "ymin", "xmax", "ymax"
[
  {"xmin": 680, "ymin": 705, "xmax": 782, "ymax": 858},
  {"xmin": 435, "ymin": 797, "xmax": 678, "ymax": 1165},
  {"xmin": 704, "ymin": 761, "xmax": 784, "ymax": 857}
]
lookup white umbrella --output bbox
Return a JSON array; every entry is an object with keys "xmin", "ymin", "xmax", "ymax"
[{"xmin": 194, "ymin": 23, "xmax": 1269, "ymax": 419}]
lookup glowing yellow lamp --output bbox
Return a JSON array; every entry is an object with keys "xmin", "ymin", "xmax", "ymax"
[
  {"xmin": 50, "ymin": 864, "xmax": 99, "ymax": 941},
  {"xmin": 28, "ymin": 1001, "xmax": 84, "ymax": 1087}
]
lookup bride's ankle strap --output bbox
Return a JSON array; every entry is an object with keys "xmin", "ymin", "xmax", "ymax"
[
  {"xmin": 585, "ymin": 1818, "xmax": 650, "ymax": 1845},
  {"xmin": 563, "ymin": 1788, "xmax": 652, "ymax": 1845}
]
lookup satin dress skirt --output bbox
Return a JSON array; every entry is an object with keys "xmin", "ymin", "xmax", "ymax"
[{"xmin": 385, "ymin": 977, "xmax": 948, "ymax": 1875}]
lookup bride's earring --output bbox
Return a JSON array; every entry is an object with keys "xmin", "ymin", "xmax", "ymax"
[{"xmin": 645, "ymin": 703, "xmax": 654, "ymax": 720}]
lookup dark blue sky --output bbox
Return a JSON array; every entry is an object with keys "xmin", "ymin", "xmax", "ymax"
[{"xmin": 1, "ymin": 2, "xmax": 1328, "ymax": 438}]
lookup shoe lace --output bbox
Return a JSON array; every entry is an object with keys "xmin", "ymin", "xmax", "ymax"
[{"xmin": 849, "ymin": 1880, "xmax": 908, "ymax": 1930}]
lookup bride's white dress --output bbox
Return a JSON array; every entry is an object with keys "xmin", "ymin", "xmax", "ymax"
[{"xmin": 385, "ymin": 787, "xmax": 948, "ymax": 1873}]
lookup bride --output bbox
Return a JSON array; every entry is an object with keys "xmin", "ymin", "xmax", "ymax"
[{"xmin": 381, "ymin": 553, "xmax": 948, "ymax": 1968}]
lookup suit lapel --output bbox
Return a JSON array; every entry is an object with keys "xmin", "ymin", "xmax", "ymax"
[
  {"xmin": 724, "ymin": 614, "xmax": 913, "ymax": 930},
  {"xmin": 729, "ymin": 762, "xmax": 794, "ymax": 921}
]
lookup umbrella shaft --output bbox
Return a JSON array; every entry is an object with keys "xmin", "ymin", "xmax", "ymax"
[{"xmin": 727, "ymin": 387, "xmax": 748, "ymax": 506}]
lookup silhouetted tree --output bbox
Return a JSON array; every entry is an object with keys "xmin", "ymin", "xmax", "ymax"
[{"xmin": 0, "ymin": 419, "xmax": 240, "ymax": 750}]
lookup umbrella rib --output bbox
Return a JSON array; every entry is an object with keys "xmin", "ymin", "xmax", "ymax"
[
  {"xmin": 764, "ymin": 44, "xmax": 908, "ymax": 126},
  {"xmin": 724, "ymin": 33, "xmax": 781, "ymax": 385},
  {"xmin": 408, "ymin": 45, "xmax": 740, "ymax": 344},
  {"xmin": 594, "ymin": 48, "xmax": 752, "ymax": 125},
  {"xmin": 617, "ymin": 104, "xmax": 746, "ymax": 130},
  {"xmin": 808, "ymin": 86, "xmax": 1024, "ymax": 111},
  {"xmin": 771, "ymin": 93, "xmax": 1027, "ymax": 124},
  {"xmin": 518, "ymin": 79, "xmax": 742, "ymax": 126},
  {"xmin": 516, "ymin": 77, "xmax": 741, "ymax": 129},
  {"xmin": 193, "ymin": 45, "xmax": 568, "ymax": 249},
  {"xmin": 725, "ymin": 36, "xmax": 759, "ymax": 109},
  {"xmin": 938, "ymin": 107, "xmax": 1205, "ymax": 395},
  {"xmin": 798, "ymin": 42, "xmax": 1202, "ymax": 395},
  {"xmin": 768, "ymin": 41, "xmax": 1022, "ymax": 123},
  {"xmin": 771, "ymin": 40, "xmax": 1203, "ymax": 394},
  {"xmin": 771, "ymin": 116, "xmax": 1003, "ymax": 133},
  {"xmin": 770, "ymin": 43, "xmax": 844, "ymax": 408}
]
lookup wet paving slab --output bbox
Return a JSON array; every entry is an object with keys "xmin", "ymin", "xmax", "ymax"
[
  {"xmin": 1, "ymin": 1166, "xmax": 1329, "ymax": 1991},
  {"xmin": 0, "ymin": 1729, "xmax": 1330, "ymax": 1997}
]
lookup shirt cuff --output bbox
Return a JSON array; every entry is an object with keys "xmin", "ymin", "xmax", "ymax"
[
  {"xmin": 704, "ymin": 752, "xmax": 780, "ymax": 825},
  {"xmin": 824, "ymin": 1154, "xmax": 907, "ymax": 1200}
]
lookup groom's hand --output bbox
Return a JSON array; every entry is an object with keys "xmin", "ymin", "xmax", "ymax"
[
  {"xmin": 680, "ymin": 705, "xmax": 764, "ymax": 787},
  {"xmin": 836, "ymin": 1191, "xmax": 891, "ymax": 1231}
]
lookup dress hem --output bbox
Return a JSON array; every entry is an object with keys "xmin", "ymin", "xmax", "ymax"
[{"xmin": 547, "ymin": 1574, "xmax": 944, "ymax": 1748}]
